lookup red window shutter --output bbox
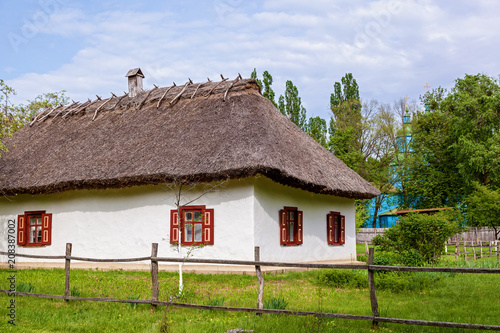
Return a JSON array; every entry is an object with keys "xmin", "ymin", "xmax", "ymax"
[
  {"xmin": 327, "ymin": 213, "xmax": 334, "ymax": 245},
  {"xmin": 203, "ymin": 208, "xmax": 214, "ymax": 245},
  {"xmin": 17, "ymin": 214, "xmax": 27, "ymax": 246},
  {"xmin": 296, "ymin": 210, "xmax": 303, "ymax": 245},
  {"xmin": 279, "ymin": 209, "xmax": 287, "ymax": 245},
  {"xmin": 170, "ymin": 210, "xmax": 179, "ymax": 244},
  {"xmin": 41, "ymin": 213, "xmax": 52, "ymax": 245},
  {"xmin": 340, "ymin": 215, "xmax": 345, "ymax": 245}
]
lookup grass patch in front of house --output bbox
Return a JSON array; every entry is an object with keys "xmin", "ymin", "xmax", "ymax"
[{"xmin": 0, "ymin": 262, "xmax": 499, "ymax": 332}]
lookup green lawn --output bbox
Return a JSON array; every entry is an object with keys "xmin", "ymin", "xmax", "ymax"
[{"xmin": 1, "ymin": 258, "xmax": 499, "ymax": 332}]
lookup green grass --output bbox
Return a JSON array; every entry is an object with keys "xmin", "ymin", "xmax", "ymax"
[{"xmin": 0, "ymin": 262, "xmax": 499, "ymax": 332}]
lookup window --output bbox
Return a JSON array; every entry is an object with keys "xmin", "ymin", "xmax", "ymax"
[
  {"xmin": 17, "ymin": 211, "xmax": 52, "ymax": 247},
  {"xmin": 170, "ymin": 206, "xmax": 214, "ymax": 246},
  {"xmin": 279, "ymin": 207, "xmax": 303, "ymax": 246},
  {"xmin": 327, "ymin": 211, "xmax": 345, "ymax": 246}
]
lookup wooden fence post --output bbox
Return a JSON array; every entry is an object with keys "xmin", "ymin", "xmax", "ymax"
[
  {"xmin": 64, "ymin": 243, "xmax": 72, "ymax": 301},
  {"xmin": 365, "ymin": 241, "xmax": 369, "ymax": 256},
  {"xmin": 368, "ymin": 248, "xmax": 379, "ymax": 329},
  {"xmin": 151, "ymin": 243, "xmax": 159, "ymax": 311},
  {"xmin": 255, "ymin": 246, "xmax": 264, "ymax": 315},
  {"xmin": 455, "ymin": 241, "xmax": 458, "ymax": 260}
]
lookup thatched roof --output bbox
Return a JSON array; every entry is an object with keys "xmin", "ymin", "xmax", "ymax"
[{"xmin": 0, "ymin": 77, "xmax": 380, "ymax": 199}]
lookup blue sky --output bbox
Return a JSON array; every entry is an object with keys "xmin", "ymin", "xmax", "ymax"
[{"xmin": 1, "ymin": 0, "xmax": 499, "ymax": 120}]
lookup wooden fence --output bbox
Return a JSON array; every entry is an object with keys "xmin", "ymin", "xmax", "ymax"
[
  {"xmin": 358, "ymin": 226, "xmax": 500, "ymax": 244},
  {"xmin": 1, "ymin": 243, "xmax": 500, "ymax": 331},
  {"xmin": 450, "ymin": 241, "xmax": 500, "ymax": 262}
]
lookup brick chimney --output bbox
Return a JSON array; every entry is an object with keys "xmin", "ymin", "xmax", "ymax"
[{"xmin": 125, "ymin": 68, "xmax": 144, "ymax": 98}]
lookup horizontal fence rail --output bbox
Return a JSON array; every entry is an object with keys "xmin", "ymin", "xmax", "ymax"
[{"xmin": 1, "ymin": 244, "xmax": 500, "ymax": 331}]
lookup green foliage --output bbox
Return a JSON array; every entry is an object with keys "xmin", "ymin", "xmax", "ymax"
[
  {"xmin": 330, "ymin": 72, "xmax": 360, "ymax": 107},
  {"xmin": 379, "ymin": 210, "xmax": 464, "ymax": 264},
  {"xmin": 250, "ymin": 68, "xmax": 277, "ymax": 107},
  {"xmin": 278, "ymin": 80, "xmax": 307, "ymax": 131},
  {"xmin": 465, "ymin": 183, "xmax": 500, "ymax": 239},
  {"xmin": 316, "ymin": 267, "xmax": 444, "ymax": 293},
  {"xmin": 407, "ymin": 74, "xmax": 500, "ymax": 208},
  {"xmin": 0, "ymin": 80, "xmax": 69, "ymax": 155},
  {"xmin": 329, "ymin": 74, "xmax": 398, "ymax": 225},
  {"xmin": 355, "ymin": 200, "xmax": 369, "ymax": 232},
  {"xmin": 305, "ymin": 116, "xmax": 327, "ymax": 148},
  {"xmin": 264, "ymin": 294, "xmax": 288, "ymax": 310}
]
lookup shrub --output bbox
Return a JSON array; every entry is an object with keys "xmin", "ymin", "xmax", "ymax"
[
  {"xmin": 372, "ymin": 252, "xmax": 399, "ymax": 266},
  {"xmin": 378, "ymin": 209, "xmax": 464, "ymax": 264},
  {"xmin": 398, "ymin": 249, "xmax": 425, "ymax": 267}
]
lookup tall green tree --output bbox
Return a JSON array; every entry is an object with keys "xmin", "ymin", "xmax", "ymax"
[
  {"xmin": 465, "ymin": 183, "xmax": 500, "ymax": 239},
  {"xmin": 250, "ymin": 69, "xmax": 277, "ymax": 107},
  {"xmin": 278, "ymin": 80, "xmax": 307, "ymax": 131},
  {"xmin": 306, "ymin": 116, "xmax": 327, "ymax": 148},
  {"xmin": 329, "ymin": 74, "xmax": 398, "ymax": 227},
  {"xmin": 406, "ymin": 74, "xmax": 500, "ymax": 208}
]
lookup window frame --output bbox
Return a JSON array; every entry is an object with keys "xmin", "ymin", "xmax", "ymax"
[
  {"xmin": 170, "ymin": 205, "xmax": 214, "ymax": 246},
  {"xmin": 17, "ymin": 210, "xmax": 52, "ymax": 247},
  {"xmin": 327, "ymin": 211, "xmax": 345, "ymax": 246},
  {"xmin": 279, "ymin": 206, "xmax": 303, "ymax": 246}
]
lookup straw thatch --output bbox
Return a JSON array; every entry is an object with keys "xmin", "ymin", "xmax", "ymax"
[{"xmin": 0, "ymin": 78, "xmax": 380, "ymax": 199}]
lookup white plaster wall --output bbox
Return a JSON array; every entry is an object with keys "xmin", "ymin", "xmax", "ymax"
[
  {"xmin": 0, "ymin": 179, "xmax": 255, "ymax": 263},
  {"xmin": 253, "ymin": 176, "xmax": 356, "ymax": 262}
]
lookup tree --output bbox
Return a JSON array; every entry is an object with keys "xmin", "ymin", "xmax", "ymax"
[
  {"xmin": 0, "ymin": 80, "xmax": 21, "ymax": 154},
  {"xmin": 328, "ymin": 74, "xmax": 398, "ymax": 227},
  {"xmin": 166, "ymin": 181, "xmax": 226, "ymax": 295},
  {"xmin": 250, "ymin": 69, "xmax": 277, "ymax": 107},
  {"xmin": 465, "ymin": 183, "xmax": 500, "ymax": 240},
  {"xmin": 406, "ymin": 74, "xmax": 500, "ymax": 208},
  {"xmin": 0, "ymin": 81, "xmax": 69, "ymax": 155},
  {"xmin": 306, "ymin": 116, "xmax": 327, "ymax": 148},
  {"xmin": 278, "ymin": 80, "xmax": 307, "ymax": 131}
]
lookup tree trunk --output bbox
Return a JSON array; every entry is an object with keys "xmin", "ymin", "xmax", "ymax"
[{"xmin": 372, "ymin": 199, "xmax": 380, "ymax": 228}]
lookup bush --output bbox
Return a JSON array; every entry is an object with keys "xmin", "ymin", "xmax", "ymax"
[
  {"xmin": 398, "ymin": 249, "xmax": 425, "ymax": 267},
  {"xmin": 372, "ymin": 252, "xmax": 399, "ymax": 266},
  {"xmin": 378, "ymin": 209, "xmax": 463, "ymax": 264}
]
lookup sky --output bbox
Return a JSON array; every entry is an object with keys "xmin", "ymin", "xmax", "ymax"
[{"xmin": 1, "ymin": 0, "xmax": 499, "ymax": 120}]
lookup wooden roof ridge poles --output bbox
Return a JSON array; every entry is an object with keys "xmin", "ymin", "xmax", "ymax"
[
  {"xmin": 223, "ymin": 74, "xmax": 242, "ymax": 102},
  {"xmin": 62, "ymin": 102, "xmax": 82, "ymax": 119},
  {"xmin": 169, "ymin": 80, "xmax": 192, "ymax": 106},
  {"xmin": 29, "ymin": 108, "xmax": 50, "ymax": 126},
  {"xmin": 157, "ymin": 82, "xmax": 176, "ymax": 109},
  {"xmin": 137, "ymin": 86, "xmax": 159, "ymax": 110},
  {"xmin": 92, "ymin": 93, "xmax": 117, "ymax": 121},
  {"xmin": 206, "ymin": 74, "xmax": 229, "ymax": 97}
]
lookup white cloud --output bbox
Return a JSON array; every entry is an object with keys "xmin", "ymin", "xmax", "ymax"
[{"xmin": 5, "ymin": 0, "xmax": 500, "ymax": 120}]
